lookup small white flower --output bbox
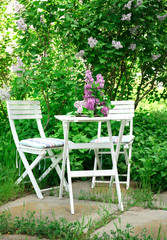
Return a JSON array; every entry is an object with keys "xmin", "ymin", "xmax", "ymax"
[
  {"xmin": 37, "ymin": 8, "xmax": 43, "ymax": 12},
  {"xmin": 17, "ymin": 18, "xmax": 27, "ymax": 31},
  {"xmin": 121, "ymin": 13, "xmax": 132, "ymax": 21},
  {"xmin": 128, "ymin": 43, "xmax": 136, "ymax": 51},
  {"xmin": 5, "ymin": 46, "xmax": 14, "ymax": 54},
  {"xmin": 75, "ymin": 50, "xmax": 85, "ymax": 58},
  {"xmin": 152, "ymin": 54, "xmax": 161, "ymax": 61},
  {"xmin": 88, "ymin": 37, "xmax": 98, "ymax": 48},
  {"xmin": 36, "ymin": 55, "xmax": 42, "ymax": 62},
  {"xmin": 112, "ymin": 40, "xmax": 123, "ymax": 49}
]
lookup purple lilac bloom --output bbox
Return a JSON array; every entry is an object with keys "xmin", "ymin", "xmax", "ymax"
[
  {"xmin": 86, "ymin": 98, "xmax": 95, "ymax": 110},
  {"xmin": 95, "ymin": 74, "xmax": 105, "ymax": 88},
  {"xmin": 84, "ymin": 84, "xmax": 92, "ymax": 89},
  {"xmin": 84, "ymin": 89, "xmax": 92, "ymax": 99},
  {"xmin": 95, "ymin": 98, "xmax": 100, "ymax": 104},
  {"xmin": 85, "ymin": 70, "xmax": 94, "ymax": 84},
  {"xmin": 101, "ymin": 106, "xmax": 109, "ymax": 116}
]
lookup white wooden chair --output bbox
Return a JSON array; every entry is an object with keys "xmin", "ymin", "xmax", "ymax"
[
  {"xmin": 91, "ymin": 100, "xmax": 135, "ymax": 189},
  {"xmin": 7, "ymin": 100, "xmax": 68, "ymax": 199}
]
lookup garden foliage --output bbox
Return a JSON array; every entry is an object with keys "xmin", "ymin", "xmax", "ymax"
[{"xmin": 0, "ymin": 0, "xmax": 166, "ymax": 198}]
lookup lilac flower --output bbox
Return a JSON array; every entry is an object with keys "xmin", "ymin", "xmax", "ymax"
[
  {"xmin": 157, "ymin": 14, "xmax": 167, "ymax": 21},
  {"xmin": 112, "ymin": 40, "xmax": 123, "ymax": 49},
  {"xmin": 40, "ymin": 15, "xmax": 45, "ymax": 23},
  {"xmin": 129, "ymin": 26, "xmax": 139, "ymax": 35},
  {"xmin": 85, "ymin": 70, "xmax": 94, "ymax": 84},
  {"xmin": 17, "ymin": 18, "xmax": 27, "ymax": 31},
  {"xmin": 11, "ymin": 57, "xmax": 25, "ymax": 75},
  {"xmin": 101, "ymin": 106, "xmax": 109, "ymax": 117},
  {"xmin": 74, "ymin": 100, "xmax": 86, "ymax": 114},
  {"xmin": 5, "ymin": 46, "xmax": 14, "ymax": 54},
  {"xmin": 13, "ymin": 0, "xmax": 25, "ymax": 13},
  {"xmin": 152, "ymin": 54, "xmax": 161, "ymax": 61},
  {"xmin": 124, "ymin": 0, "xmax": 133, "ymax": 10},
  {"xmin": 84, "ymin": 89, "xmax": 92, "ymax": 99},
  {"xmin": 95, "ymin": 74, "xmax": 105, "ymax": 88},
  {"xmin": 135, "ymin": 0, "xmax": 143, "ymax": 7},
  {"xmin": 88, "ymin": 37, "xmax": 98, "ymax": 48},
  {"xmin": 86, "ymin": 98, "xmax": 95, "ymax": 110},
  {"xmin": 121, "ymin": 13, "xmax": 132, "ymax": 21},
  {"xmin": 6, "ymin": 4, "xmax": 13, "ymax": 14},
  {"xmin": 84, "ymin": 84, "xmax": 92, "ymax": 89},
  {"xmin": 75, "ymin": 50, "xmax": 85, "ymax": 58},
  {"xmin": 0, "ymin": 85, "xmax": 10, "ymax": 101},
  {"xmin": 128, "ymin": 43, "xmax": 136, "ymax": 51}
]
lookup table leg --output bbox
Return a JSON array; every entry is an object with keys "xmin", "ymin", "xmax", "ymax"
[
  {"xmin": 107, "ymin": 120, "xmax": 124, "ymax": 211},
  {"xmin": 59, "ymin": 121, "xmax": 69, "ymax": 199},
  {"xmin": 66, "ymin": 148, "xmax": 74, "ymax": 214}
]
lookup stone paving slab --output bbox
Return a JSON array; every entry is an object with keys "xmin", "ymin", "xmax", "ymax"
[
  {"xmin": 0, "ymin": 181, "xmax": 167, "ymax": 240},
  {"xmin": 93, "ymin": 206, "xmax": 167, "ymax": 239}
]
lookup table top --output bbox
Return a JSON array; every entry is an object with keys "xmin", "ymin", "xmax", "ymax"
[{"xmin": 55, "ymin": 114, "xmax": 131, "ymax": 122}]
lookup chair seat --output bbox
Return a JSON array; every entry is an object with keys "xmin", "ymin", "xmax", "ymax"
[
  {"xmin": 91, "ymin": 135, "xmax": 135, "ymax": 144},
  {"xmin": 19, "ymin": 138, "xmax": 65, "ymax": 149}
]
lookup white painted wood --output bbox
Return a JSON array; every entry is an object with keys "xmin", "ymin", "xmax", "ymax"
[
  {"xmin": 70, "ymin": 169, "xmax": 115, "ymax": 178},
  {"xmin": 55, "ymin": 115, "xmax": 126, "ymax": 214},
  {"xmin": 7, "ymin": 100, "xmax": 68, "ymax": 199},
  {"xmin": 92, "ymin": 100, "xmax": 135, "ymax": 190}
]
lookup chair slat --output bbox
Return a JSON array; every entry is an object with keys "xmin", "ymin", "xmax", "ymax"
[
  {"xmin": 10, "ymin": 110, "xmax": 41, "ymax": 115},
  {"xmin": 109, "ymin": 100, "xmax": 135, "ymax": 118},
  {"xmin": 111, "ymin": 100, "xmax": 134, "ymax": 105},
  {"xmin": 8, "ymin": 100, "xmax": 40, "ymax": 105},
  {"xmin": 7, "ymin": 100, "xmax": 42, "ymax": 119},
  {"xmin": 10, "ymin": 115, "xmax": 42, "ymax": 119},
  {"xmin": 9, "ymin": 105, "xmax": 41, "ymax": 110}
]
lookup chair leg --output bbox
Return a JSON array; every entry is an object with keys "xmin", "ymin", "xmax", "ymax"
[
  {"xmin": 127, "ymin": 162, "xmax": 131, "ymax": 190},
  {"xmin": 39, "ymin": 150, "xmax": 68, "ymax": 192},
  {"xmin": 92, "ymin": 150, "xmax": 103, "ymax": 188},
  {"xmin": 17, "ymin": 151, "xmax": 43, "ymax": 199},
  {"xmin": 91, "ymin": 156, "xmax": 97, "ymax": 188},
  {"xmin": 16, "ymin": 155, "xmax": 43, "ymax": 184},
  {"xmin": 124, "ymin": 146, "xmax": 131, "ymax": 189}
]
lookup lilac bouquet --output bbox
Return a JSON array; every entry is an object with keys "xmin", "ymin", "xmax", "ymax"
[{"xmin": 74, "ymin": 70, "xmax": 112, "ymax": 117}]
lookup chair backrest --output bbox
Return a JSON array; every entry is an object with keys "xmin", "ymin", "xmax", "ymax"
[
  {"xmin": 7, "ymin": 100, "xmax": 45, "ymax": 146},
  {"xmin": 98, "ymin": 100, "xmax": 135, "ymax": 138}
]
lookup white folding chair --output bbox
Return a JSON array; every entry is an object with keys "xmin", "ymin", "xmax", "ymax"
[
  {"xmin": 7, "ymin": 100, "xmax": 68, "ymax": 199},
  {"xmin": 91, "ymin": 100, "xmax": 135, "ymax": 189}
]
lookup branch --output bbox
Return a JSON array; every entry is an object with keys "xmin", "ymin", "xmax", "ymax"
[{"xmin": 135, "ymin": 53, "xmax": 167, "ymax": 108}]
